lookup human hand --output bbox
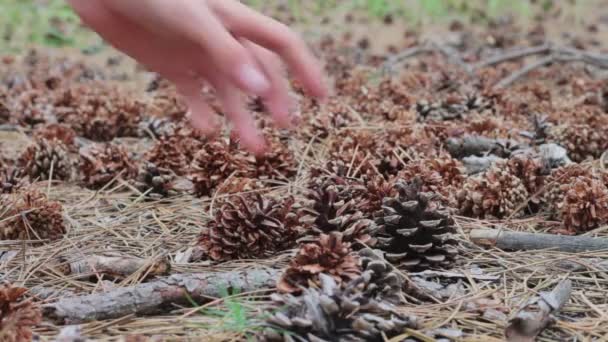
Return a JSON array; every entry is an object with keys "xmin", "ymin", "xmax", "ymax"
[{"xmin": 68, "ymin": 0, "xmax": 327, "ymax": 154}]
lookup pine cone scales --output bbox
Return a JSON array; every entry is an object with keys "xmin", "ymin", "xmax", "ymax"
[
  {"xmin": 559, "ymin": 177, "xmax": 608, "ymax": 231},
  {"xmin": 199, "ymin": 195, "xmax": 300, "ymax": 261},
  {"xmin": 189, "ymin": 140, "xmax": 248, "ymax": 197},
  {"xmin": 264, "ymin": 274, "xmax": 417, "ymax": 342},
  {"xmin": 0, "ymin": 168, "xmax": 26, "ymax": 194},
  {"xmin": 133, "ymin": 162, "xmax": 178, "ymax": 198},
  {"xmin": 278, "ymin": 233, "xmax": 361, "ymax": 294},
  {"xmin": 0, "ymin": 284, "xmax": 42, "ymax": 342},
  {"xmin": 0, "ymin": 190, "xmax": 65, "ymax": 241},
  {"xmin": 457, "ymin": 163, "xmax": 529, "ymax": 219},
  {"xmin": 19, "ymin": 138, "xmax": 74, "ymax": 181},
  {"xmin": 375, "ymin": 179, "xmax": 458, "ymax": 270},
  {"xmin": 80, "ymin": 143, "xmax": 137, "ymax": 189}
]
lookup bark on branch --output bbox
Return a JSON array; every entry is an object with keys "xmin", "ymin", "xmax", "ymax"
[
  {"xmin": 43, "ymin": 268, "xmax": 280, "ymax": 323},
  {"xmin": 470, "ymin": 229, "xmax": 608, "ymax": 253},
  {"xmin": 505, "ymin": 280, "xmax": 572, "ymax": 342},
  {"xmin": 58, "ymin": 255, "xmax": 171, "ymax": 280}
]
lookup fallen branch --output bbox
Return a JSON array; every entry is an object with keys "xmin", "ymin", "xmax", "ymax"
[
  {"xmin": 446, "ymin": 135, "xmax": 522, "ymax": 159},
  {"xmin": 471, "ymin": 229, "xmax": 608, "ymax": 253},
  {"xmin": 58, "ymin": 255, "xmax": 171, "ymax": 280},
  {"xmin": 43, "ymin": 268, "xmax": 280, "ymax": 323},
  {"xmin": 505, "ymin": 279, "xmax": 572, "ymax": 342},
  {"xmin": 382, "ymin": 41, "xmax": 472, "ymax": 75}
]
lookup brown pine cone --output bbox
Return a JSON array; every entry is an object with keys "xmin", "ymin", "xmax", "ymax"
[
  {"xmin": 457, "ymin": 162, "xmax": 529, "ymax": 219},
  {"xmin": 542, "ymin": 164, "xmax": 597, "ymax": 217},
  {"xmin": 199, "ymin": 195, "xmax": 301, "ymax": 261},
  {"xmin": 376, "ymin": 178, "xmax": 459, "ymax": 270},
  {"xmin": 133, "ymin": 162, "xmax": 180, "ymax": 198},
  {"xmin": 144, "ymin": 135, "xmax": 204, "ymax": 175},
  {"xmin": 0, "ymin": 284, "xmax": 42, "ymax": 342},
  {"xmin": 398, "ymin": 153, "xmax": 465, "ymax": 199},
  {"xmin": 559, "ymin": 177, "xmax": 608, "ymax": 232},
  {"xmin": 189, "ymin": 139, "xmax": 249, "ymax": 197},
  {"xmin": 32, "ymin": 123, "xmax": 76, "ymax": 148},
  {"xmin": 263, "ymin": 274, "xmax": 417, "ymax": 342},
  {"xmin": 19, "ymin": 138, "xmax": 74, "ymax": 181},
  {"xmin": 80, "ymin": 143, "xmax": 137, "ymax": 189},
  {"xmin": 550, "ymin": 123, "xmax": 608, "ymax": 162},
  {"xmin": 246, "ymin": 135, "xmax": 297, "ymax": 181},
  {"xmin": 277, "ymin": 232, "xmax": 361, "ymax": 294},
  {"xmin": 0, "ymin": 190, "xmax": 65, "ymax": 241}
]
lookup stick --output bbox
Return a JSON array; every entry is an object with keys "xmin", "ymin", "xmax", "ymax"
[
  {"xmin": 474, "ymin": 43, "xmax": 552, "ymax": 68},
  {"xmin": 58, "ymin": 255, "xmax": 171, "ymax": 279},
  {"xmin": 505, "ymin": 280, "xmax": 572, "ymax": 342},
  {"xmin": 43, "ymin": 268, "xmax": 280, "ymax": 323},
  {"xmin": 494, "ymin": 55, "xmax": 555, "ymax": 89},
  {"xmin": 470, "ymin": 229, "xmax": 608, "ymax": 253}
]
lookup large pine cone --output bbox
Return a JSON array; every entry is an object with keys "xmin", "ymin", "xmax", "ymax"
[
  {"xmin": 263, "ymin": 274, "xmax": 417, "ymax": 342},
  {"xmin": 278, "ymin": 232, "xmax": 361, "ymax": 294},
  {"xmin": 19, "ymin": 138, "xmax": 74, "ymax": 181},
  {"xmin": 375, "ymin": 178, "xmax": 458, "ymax": 270},
  {"xmin": 0, "ymin": 190, "xmax": 65, "ymax": 241},
  {"xmin": 398, "ymin": 153, "xmax": 465, "ymax": 200},
  {"xmin": 0, "ymin": 284, "xmax": 42, "ymax": 342},
  {"xmin": 550, "ymin": 123, "xmax": 608, "ymax": 162},
  {"xmin": 144, "ymin": 135, "xmax": 203, "ymax": 175},
  {"xmin": 559, "ymin": 177, "xmax": 608, "ymax": 232},
  {"xmin": 189, "ymin": 139, "xmax": 249, "ymax": 197},
  {"xmin": 542, "ymin": 164, "xmax": 597, "ymax": 217},
  {"xmin": 456, "ymin": 162, "xmax": 529, "ymax": 219},
  {"xmin": 199, "ymin": 195, "xmax": 301, "ymax": 261},
  {"xmin": 80, "ymin": 143, "xmax": 137, "ymax": 189}
]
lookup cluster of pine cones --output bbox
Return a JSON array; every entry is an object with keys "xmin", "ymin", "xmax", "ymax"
[{"xmin": 3, "ymin": 22, "xmax": 608, "ymax": 339}]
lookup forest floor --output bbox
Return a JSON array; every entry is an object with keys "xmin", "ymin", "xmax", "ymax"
[{"xmin": 3, "ymin": 1, "xmax": 608, "ymax": 341}]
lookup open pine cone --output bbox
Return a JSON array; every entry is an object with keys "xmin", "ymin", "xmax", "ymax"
[
  {"xmin": 550, "ymin": 123, "xmax": 608, "ymax": 162},
  {"xmin": 559, "ymin": 177, "xmax": 608, "ymax": 232},
  {"xmin": 542, "ymin": 164, "xmax": 597, "ymax": 216},
  {"xmin": 398, "ymin": 154, "xmax": 465, "ymax": 200},
  {"xmin": 263, "ymin": 273, "xmax": 417, "ymax": 342},
  {"xmin": 0, "ymin": 190, "xmax": 65, "ymax": 241},
  {"xmin": 199, "ymin": 195, "xmax": 301, "ymax": 261},
  {"xmin": 144, "ymin": 135, "xmax": 203, "ymax": 175},
  {"xmin": 19, "ymin": 138, "xmax": 74, "ymax": 181},
  {"xmin": 189, "ymin": 139, "xmax": 249, "ymax": 197},
  {"xmin": 278, "ymin": 232, "xmax": 361, "ymax": 294},
  {"xmin": 457, "ymin": 162, "xmax": 529, "ymax": 219},
  {"xmin": 133, "ymin": 162, "xmax": 180, "ymax": 198},
  {"xmin": 0, "ymin": 284, "xmax": 42, "ymax": 342},
  {"xmin": 80, "ymin": 143, "xmax": 137, "ymax": 189},
  {"xmin": 32, "ymin": 123, "xmax": 76, "ymax": 149},
  {"xmin": 375, "ymin": 178, "xmax": 459, "ymax": 270}
]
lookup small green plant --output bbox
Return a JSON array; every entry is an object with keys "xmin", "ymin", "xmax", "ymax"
[{"xmin": 185, "ymin": 286, "xmax": 271, "ymax": 338}]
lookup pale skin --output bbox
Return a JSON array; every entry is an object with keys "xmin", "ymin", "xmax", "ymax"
[{"xmin": 67, "ymin": 0, "xmax": 328, "ymax": 154}]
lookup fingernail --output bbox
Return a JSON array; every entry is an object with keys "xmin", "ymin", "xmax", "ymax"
[{"xmin": 238, "ymin": 64, "xmax": 270, "ymax": 94}]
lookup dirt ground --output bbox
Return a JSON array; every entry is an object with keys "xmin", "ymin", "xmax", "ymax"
[{"xmin": 4, "ymin": 2, "xmax": 608, "ymax": 342}]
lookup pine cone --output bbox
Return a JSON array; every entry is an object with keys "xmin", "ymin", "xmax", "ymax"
[
  {"xmin": 19, "ymin": 138, "xmax": 74, "ymax": 181},
  {"xmin": 199, "ymin": 195, "xmax": 301, "ymax": 261},
  {"xmin": 133, "ymin": 162, "xmax": 179, "ymax": 198},
  {"xmin": 457, "ymin": 163, "xmax": 529, "ymax": 219},
  {"xmin": 0, "ymin": 168, "xmax": 27, "ymax": 194},
  {"xmin": 398, "ymin": 154, "xmax": 465, "ymax": 200},
  {"xmin": 354, "ymin": 248, "xmax": 407, "ymax": 304},
  {"xmin": 375, "ymin": 178, "xmax": 458, "ymax": 270},
  {"xmin": 0, "ymin": 190, "xmax": 65, "ymax": 241},
  {"xmin": 247, "ymin": 135, "xmax": 297, "ymax": 181},
  {"xmin": 80, "ymin": 143, "xmax": 137, "ymax": 189},
  {"xmin": 506, "ymin": 156, "xmax": 547, "ymax": 204},
  {"xmin": 542, "ymin": 164, "xmax": 596, "ymax": 216},
  {"xmin": 278, "ymin": 232, "xmax": 361, "ymax": 294},
  {"xmin": 32, "ymin": 124, "xmax": 76, "ymax": 148},
  {"xmin": 144, "ymin": 135, "xmax": 203, "ymax": 175},
  {"xmin": 303, "ymin": 180, "xmax": 359, "ymax": 233},
  {"xmin": 189, "ymin": 139, "xmax": 249, "ymax": 197},
  {"xmin": 263, "ymin": 274, "xmax": 417, "ymax": 342},
  {"xmin": 559, "ymin": 177, "xmax": 608, "ymax": 232},
  {"xmin": 137, "ymin": 117, "xmax": 178, "ymax": 139},
  {"xmin": 0, "ymin": 284, "xmax": 42, "ymax": 342},
  {"xmin": 550, "ymin": 124, "xmax": 608, "ymax": 162}
]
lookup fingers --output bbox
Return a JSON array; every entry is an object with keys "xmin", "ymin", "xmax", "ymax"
[
  {"xmin": 170, "ymin": 75, "xmax": 221, "ymax": 136},
  {"xmin": 245, "ymin": 41, "xmax": 293, "ymax": 129},
  {"xmin": 211, "ymin": 77, "xmax": 266, "ymax": 154},
  {"xmin": 102, "ymin": 0, "xmax": 271, "ymax": 96},
  {"xmin": 209, "ymin": 0, "xmax": 328, "ymax": 99}
]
